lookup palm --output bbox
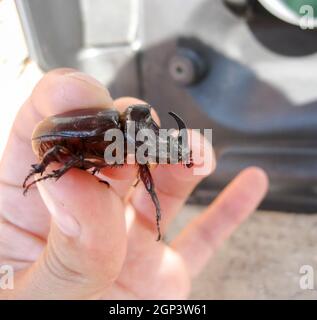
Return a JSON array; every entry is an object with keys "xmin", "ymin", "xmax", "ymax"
[{"xmin": 0, "ymin": 69, "xmax": 267, "ymax": 299}]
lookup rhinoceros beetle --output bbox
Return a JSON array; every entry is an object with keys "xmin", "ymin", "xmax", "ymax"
[{"xmin": 23, "ymin": 104, "xmax": 192, "ymax": 240}]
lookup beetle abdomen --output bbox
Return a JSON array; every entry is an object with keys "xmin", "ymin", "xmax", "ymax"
[
  {"xmin": 31, "ymin": 108, "xmax": 121, "ymax": 158},
  {"xmin": 32, "ymin": 108, "xmax": 120, "ymax": 139}
]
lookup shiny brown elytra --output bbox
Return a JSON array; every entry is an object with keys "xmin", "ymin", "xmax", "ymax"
[{"xmin": 23, "ymin": 104, "xmax": 192, "ymax": 241}]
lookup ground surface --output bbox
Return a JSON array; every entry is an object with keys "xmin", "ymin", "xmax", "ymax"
[{"xmin": 168, "ymin": 206, "xmax": 317, "ymax": 299}]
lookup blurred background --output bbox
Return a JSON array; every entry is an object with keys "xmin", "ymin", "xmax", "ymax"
[{"xmin": 1, "ymin": 0, "xmax": 317, "ymax": 299}]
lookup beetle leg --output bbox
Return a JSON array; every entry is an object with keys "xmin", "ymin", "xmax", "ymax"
[
  {"xmin": 23, "ymin": 157, "xmax": 79, "ymax": 195},
  {"xmin": 90, "ymin": 166, "xmax": 110, "ymax": 187},
  {"xmin": 98, "ymin": 180, "xmax": 110, "ymax": 187},
  {"xmin": 138, "ymin": 164, "xmax": 161, "ymax": 241},
  {"xmin": 78, "ymin": 161, "xmax": 110, "ymax": 187},
  {"xmin": 52, "ymin": 158, "xmax": 80, "ymax": 181},
  {"xmin": 133, "ymin": 178, "xmax": 140, "ymax": 188},
  {"xmin": 91, "ymin": 167, "xmax": 100, "ymax": 175},
  {"xmin": 22, "ymin": 145, "xmax": 72, "ymax": 189},
  {"xmin": 185, "ymin": 150, "xmax": 194, "ymax": 168}
]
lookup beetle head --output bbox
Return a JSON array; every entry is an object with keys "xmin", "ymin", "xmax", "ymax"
[{"xmin": 123, "ymin": 104, "xmax": 192, "ymax": 166}]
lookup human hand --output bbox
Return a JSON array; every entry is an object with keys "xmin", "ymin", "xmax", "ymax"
[{"xmin": 0, "ymin": 69, "xmax": 268, "ymax": 299}]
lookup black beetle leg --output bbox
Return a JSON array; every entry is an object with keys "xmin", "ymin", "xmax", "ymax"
[
  {"xmin": 52, "ymin": 158, "xmax": 80, "ymax": 181},
  {"xmin": 133, "ymin": 178, "xmax": 140, "ymax": 188},
  {"xmin": 138, "ymin": 164, "xmax": 161, "ymax": 241},
  {"xmin": 22, "ymin": 165, "xmax": 44, "ymax": 189},
  {"xmin": 132, "ymin": 168, "xmax": 140, "ymax": 187},
  {"xmin": 186, "ymin": 150, "xmax": 194, "ymax": 168},
  {"xmin": 91, "ymin": 167, "xmax": 110, "ymax": 187},
  {"xmin": 22, "ymin": 145, "xmax": 71, "ymax": 190},
  {"xmin": 23, "ymin": 160, "xmax": 48, "ymax": 189},
  {"xmin": 80, "ymin": 161, "xmax": 110, "ymax": 187},
  {"xmin": 23, "ymin": 157, "xmax": 79, "ymax": 195},
  {"xmin": 98, "ymin": 180, "xmax": 110, "ymax": 187},
  {"xmin": 91, "ymin": 167, "xmax": 100, "ymax": 176}
]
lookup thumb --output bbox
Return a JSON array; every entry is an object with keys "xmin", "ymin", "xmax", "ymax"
[{"xmin": 16, "ymin": 167, "xmax": 127, "ymax": 299}]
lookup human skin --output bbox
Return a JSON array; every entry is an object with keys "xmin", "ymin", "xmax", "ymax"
[{"xmin": 0, "ymin": 69, "xmax": 268, "ymax": 299}]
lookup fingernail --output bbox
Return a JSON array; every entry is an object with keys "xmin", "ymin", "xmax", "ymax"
[
  {"xmin": 37, "ymin": 181, "xmax": 81, "ymax": 237},
  {"xmin": 66, "ymin": 72, "xmax": 106, "ymax": 91}
]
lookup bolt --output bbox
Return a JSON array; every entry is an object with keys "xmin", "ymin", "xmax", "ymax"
[{"xmin": 169, "ymin": 48, "xmax": 208, "ymax": 86}]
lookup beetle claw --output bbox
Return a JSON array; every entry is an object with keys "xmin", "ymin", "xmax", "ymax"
[{"xmin": 98, "ymin": 179, "xmax": 110, "ymax": 187}]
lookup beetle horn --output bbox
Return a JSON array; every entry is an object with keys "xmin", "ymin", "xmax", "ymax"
[{"xmin": 168, "ymin": 111, "xmax": 188, "ymax": 146}]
